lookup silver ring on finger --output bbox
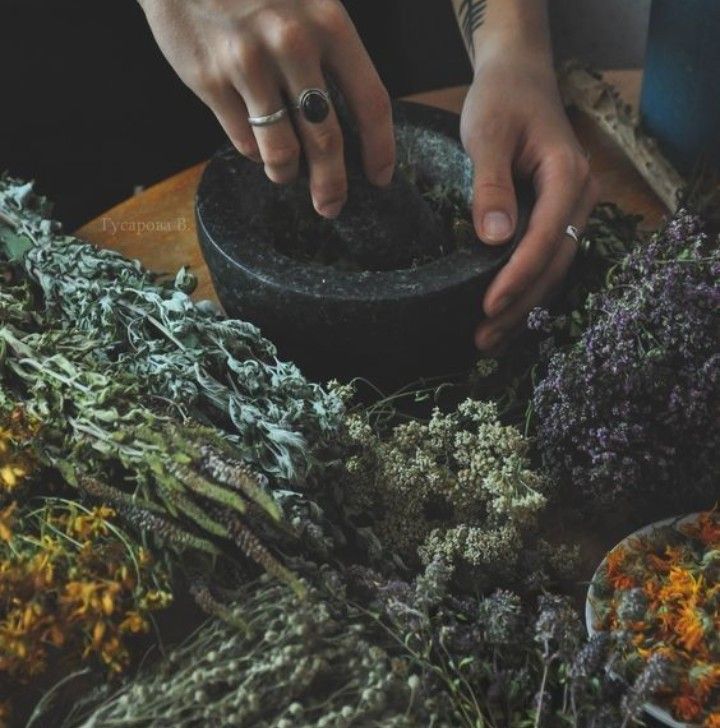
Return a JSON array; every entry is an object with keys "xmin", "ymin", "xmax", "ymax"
[
  {"xmin": 565, "ymin": 224, "xmax": 592, "ymax": 254},
  {"xmin": 294, "ymin": 88, "xmax": 331, "ymax": 124},
  {"xmin": 564, "ymin": 225, "xmax": 581, "ymax": 244},
  {"xmin": 247, "ymin": 107, "xmax": 289, "ymax": 127}
]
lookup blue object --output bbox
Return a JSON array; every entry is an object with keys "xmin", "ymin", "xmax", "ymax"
[{"xmin": 640, "ymin": 0, "xmax": 720, "ymax": 174}]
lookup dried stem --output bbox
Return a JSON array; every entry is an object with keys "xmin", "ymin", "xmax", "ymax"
[
  {"xmin": 558, "ymin": 61, "xmax": 685, "ymax": 212},
  {"xmin": 0, "ymin": 209, "xmax": 18, "ymax": 230}
]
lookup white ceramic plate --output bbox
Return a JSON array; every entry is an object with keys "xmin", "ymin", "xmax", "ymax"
[{"xmin": 586, "ymin": 513, "xmax": 705, "ymax": 728}]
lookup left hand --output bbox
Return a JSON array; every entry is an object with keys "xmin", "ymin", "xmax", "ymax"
[{"xmin": 460, "ymin": 43, "xmax": 599, "ymax": 352}]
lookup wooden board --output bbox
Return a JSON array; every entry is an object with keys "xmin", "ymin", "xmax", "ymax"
[{"xmin": 76, "ymin": 70, "xmax": 665, "ymax": 304}]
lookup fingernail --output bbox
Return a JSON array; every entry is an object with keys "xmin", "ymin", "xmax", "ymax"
[
  {"xmin": 482, "ymin": 211, "xmax": 513, "ymax": 243},
  {"xmin": 489, "ymin": 295, "xmax": 513, "ymax": 317},
  {"xmin": 374, "ymin": 164, "xmax": 394, "ymax": 187},
  {"xmin": 317, "ymin": 200, "xmax": 345, "ymax": 219}
]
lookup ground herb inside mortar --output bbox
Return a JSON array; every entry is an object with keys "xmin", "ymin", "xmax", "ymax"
[{"xmin": 271, "ymin": 164, "xmax": 475, "ymax": 271}]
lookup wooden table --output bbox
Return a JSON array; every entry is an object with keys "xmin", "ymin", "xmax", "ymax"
[{"xmin": 76, "ymin": 70, "xmax": 665, "ymax": 304}]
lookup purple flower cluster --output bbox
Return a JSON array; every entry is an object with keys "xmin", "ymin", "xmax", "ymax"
[
  {"xmin": 527, "ymin": 306, "xmax": 554, "ymax": 333},
  {"xmin": 534, "ymin": 211, "xmax": 720, "ymax": 506}
]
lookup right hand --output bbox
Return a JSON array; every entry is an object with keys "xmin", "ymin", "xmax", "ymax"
[{"xmin": 139, "ymin": 0, "xmax": 396, "ymax": 218}]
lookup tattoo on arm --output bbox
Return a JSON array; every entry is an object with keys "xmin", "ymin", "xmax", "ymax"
[{"xmin": 454, "ymin": 0, "xmax": 487, "ymax": 57}]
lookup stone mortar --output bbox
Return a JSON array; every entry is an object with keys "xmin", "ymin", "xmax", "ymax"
[{"xmin": 195, "ymin": 101, "xmax": 533, "ymax": 385}]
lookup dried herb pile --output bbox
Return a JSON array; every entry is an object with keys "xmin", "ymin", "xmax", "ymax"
[
  {"xmin": 0, "ymin": 407, "xmax": 173, "ymax": 724},
  {"xmin": 59, "ymin": 561, "xmax": 633, "ymax": 728},
  {"xmin": 0, "ymin": 175, "xmax": 351, "ymax": 595},
  {"xmin": 1, "ymin": 167, "xmax": 719, "ymax": 728},
  {"xmin": 338, "ymin": 398, "xmax": 575, "ymax": 590},
  {"xmin": 591, "ymin": 511, "xmax": 720, "ymax": 726},
  {"xmin": 0, "ymin": 176, "xmax": 343, "ymax": 484},
  {"xmin": 532, "ymin": 210, "xmax": 720, "ymax": 508}
]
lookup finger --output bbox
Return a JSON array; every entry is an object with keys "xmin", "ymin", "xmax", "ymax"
[
  {"xmin": 323, "ymin": 9, "xmax": 395, "ymax": 187},
  {"xmin": 463, "ymin": 118, "xmax": 518, "ymax": 245},
  {"xmin": 483, "ymin": 148, "xmax": 589, "ymax": 317},
  {"xmin": 205, "ymin": 85, "xmax": 261, "ymax": 162},
  {"xmin": 476, "ymin": 183, "xmax": 597, "ymax": 351},
  {"xmin": 229, "ymin": 43, "xmax": 302, "ymax": 185},
  {"xmin": 475, "ymin": 235, "xmax": 577, "ymax": 351},
  {"xmin": 279, "ymin": 62, "xmax": 347, "ymax": 218},
  {"xmin": 476, "ymin": 233, "xmax": 578, "ymax": 352}
]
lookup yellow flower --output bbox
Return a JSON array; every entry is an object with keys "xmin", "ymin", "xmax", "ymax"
[
  {"xmin": 137, "ymin": 547, "xmax": 152, "ymax": 568},
  {"xmin": 0, "ymin": 501, "xmax": 17, "ymax": 542},
  {"xmin": 92, "ymin": 620, "xmax": 107, "ymax": 648},
  {"xmin": 99, "ymin": 636, "xmax": 128, "ymax": 673},
  {"xmin": 0, "ymin": 464, "xmax": 26, "ymax": 492},
  {"xmin": 119, "ymin": 610, "xmax": 148, "ymax": 634},
  {"xmin": 139, "ymin": 590, "xmax": 173, "ymax": 611},
  {"xmin": 68, "ymin": 506, "xmax": 115, "ymax": 539}
]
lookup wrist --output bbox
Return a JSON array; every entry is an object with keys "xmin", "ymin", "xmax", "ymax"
[
  {"xmin": 472, "ymin": 35, "xmax": 554, "ymax": 77},
  {"xmin": 469, "ymin": 1, "xmax": 552, "ymax": 71}
]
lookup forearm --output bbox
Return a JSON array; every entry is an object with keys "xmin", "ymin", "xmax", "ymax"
[{"xmin": 451, "ymin": 0, "xmax": 552, "ymax": 66}]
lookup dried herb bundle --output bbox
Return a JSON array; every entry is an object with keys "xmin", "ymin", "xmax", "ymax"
[
  {"xmin": 61, "ymin": 576, "xmax": 416, "ymax": 728},
  {"xmin": 533, "ymin": 210, "xmax": 720, "ymax": 508},
  {"xmin": 0, "ymin": 406, "xmax": 174, "ymax": 725},
  {"xmin": 338, "ymin": 398, "xmax": 574, "ymax": 590},
  {"xmin": 0, "ymin": 175, "xmax": 344, "ymax": 484},
  {"xmin": 0, "ymin": 176, "xmax": 344, "ymax": 591},
  {"xmin": 0, "ymin": 304, "xmax": 303, "ymax": 591},
  {"xmin": 60, "ymin": 561, "xmax": 648, "ymax": 728}
]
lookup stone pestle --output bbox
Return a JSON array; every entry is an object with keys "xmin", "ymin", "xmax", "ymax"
[{"xmin": 323, "ymin": 85, "xmax": 447, "ymax": 271}]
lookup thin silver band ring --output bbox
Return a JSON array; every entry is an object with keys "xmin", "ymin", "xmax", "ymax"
[
  {"xmin": 247, "ymin": 107, "xmax": 289, "ymax": 127},
  {"xmin": 565, "ymin": 225, "xmax": 581, "ymax": 244},
  {"xmin": 566, "ymin": 224, "xmax": 592, "ymax": 253}
]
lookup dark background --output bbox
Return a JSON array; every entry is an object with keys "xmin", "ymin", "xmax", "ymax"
[{"xmin": 0, "ymin": 0, "xmax": 472, "ymax": 229}]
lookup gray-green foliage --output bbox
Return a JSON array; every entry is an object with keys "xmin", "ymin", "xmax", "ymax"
[
  {"xmin": 0, "ymin": 300, "xmax": 304, "ymax": 589},
  {"xmin": 61, "ymin": 577, "xmax": 416, "ymax": 728},
  {"xmin": 0, "ymin": 174, "xmax": 348, "ymax": 588},
  {"xmin": 61, "ymin": 563, "xmax": 633, "ymax": 728},
  {"xmin": 0, "ymin": 174, "xmax": 344, "ymax": 483}
]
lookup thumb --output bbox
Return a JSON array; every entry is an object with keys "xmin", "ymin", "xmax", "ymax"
[{"xmin": 469, "ymin": 140, "xmax": 518, "ymax": 246}]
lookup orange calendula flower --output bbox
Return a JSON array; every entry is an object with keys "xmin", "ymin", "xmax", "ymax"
[
  {"xmin": 659, "ymin": 567, "xmax": 702, "ymax": 604},
  {"xmin": 675, "ymin": 604, "xmax": 707, "ymax": 653},
  {"xmin": 673, "ymin": 690, "xmax": 703, "ymax": 722},
  {"xmin": 598, "ymin": 510, "xmax": 720, "ymax": 724},
  {"xmin": 689, "ymin": 512, "xmax": 720, "ymax": 548},
  {"xmin": 606, "ymin": 546, "xmax": 636, "ymax": 590}
]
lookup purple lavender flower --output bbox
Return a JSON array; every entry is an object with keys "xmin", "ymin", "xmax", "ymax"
[
  {"xmin": 533, "ymin": 211, "xmax": 720, "ymax": 506},
  {"xmin": 527, "ymin": 307, "xmax": 553, "ymax": 333}
]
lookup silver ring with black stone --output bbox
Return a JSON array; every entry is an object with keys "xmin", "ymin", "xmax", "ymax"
[{"xmin": 294, "ymin": 88, "xmax": 332, "ymax": 124}]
